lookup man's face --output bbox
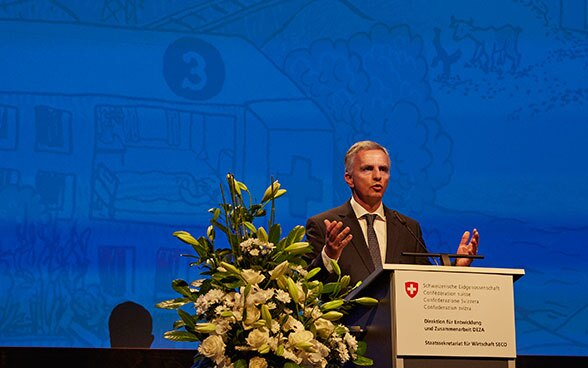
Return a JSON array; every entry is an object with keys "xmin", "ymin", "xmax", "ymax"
[{"xmin": 344, "ymin": 149, "xmax": 390, "ymax": 209}]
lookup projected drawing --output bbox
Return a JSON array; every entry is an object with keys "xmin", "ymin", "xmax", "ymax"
[
  {"xmin": 0, "ymin": 105, "xmax": 18, "ymax": 150},
  {"xmin": 450, "ymin": 16, "xmax": 522, "ymax": 73},
  {"xmin": 101, "ymin": 0, "xmax": 141, "ymax": 25},
  {"xmin": 91, "ymin": 105, "xmax": 235, "ymax": 224},
  {"xmin": 276, "ymin": 156, "xmax": 322, "ymax": 218},
  {"xmin": 431, "ymin": 27, "xmax": 462, "ymax": 78},
  {"xmin": 283, "ymin": 23, "xmax": 452, "ymax": 210},
  {"xmin": 162, "ymin": 37, "xmax": 226, "ymax": 101},
  {"xmin": 99, "ymin": 245, "xmax": 135, "ymax": 297},
  {"xmin": 34, "ymin": 106, "xmax": 72, "ymax": 154},
  {"xmin": 35, "ymin": 171, "xmax": 76, "ymax": 220},
  {"xmin": 146, "ymin": 0, "xmax": 288, "ymax": 32},
  {"xmin": 0, "ymin": 0, "xmax": 586, "ymax": 355},
  {"xmin": 91, "ymin": 165, "xmax": 218, "ymax": 223}
]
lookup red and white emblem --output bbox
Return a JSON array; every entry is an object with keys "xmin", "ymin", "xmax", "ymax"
[{"xmin": 405, "ymin": 281, "xmax": 419, "ymax": 298}]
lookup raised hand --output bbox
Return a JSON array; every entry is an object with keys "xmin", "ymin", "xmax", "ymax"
[
  {"xmin": 455, "ymin": 228, "xmax": 479, "ymax": 266},
  {"xmin": 323, "ymin": 219, "xmax": 353, "ymax": 260}
]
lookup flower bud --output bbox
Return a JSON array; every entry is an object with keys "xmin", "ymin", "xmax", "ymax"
[
  {"xmin": 286, "ymin": 277, "xmax": 299, "ymax": 303},
  {"xmin": 220, "ymin": 262, "xmax": 241, "ymax": 276},
  {"xmin": 321, "ymin": 299, "xmax": 345, "ymax": 311},
  {"xmin": 340, "ymin": 275, "xmax": 350, "ymax": 289},
  {"xmin": 283, "ymin": 242, "xmax": 310, "ymax": 254},
  {"xmin": 258, "ymin": 343, "xmax": 271, "ymax": 354},
  {"xmin": 270, "ymin": 260, "xmax": 290, "ymax": 280},
  {"xmin": 261, "ymin": 180, "xmax": 281, "ymax": 202},
  {"xmin": 194, "ymin": 323, "xmax": 217, "ymax": 333},
  {"xmin": 329, "ymin": 259, "xmax": 341, "ymax": 276},
  {"xmin": 305, "ymin": 267, "xmax": 321, "ymax": 280},
  {"xmin": 206, "ymin": 225, "xmax": 215, "ymax": 241},
  {"xmin": 261, "ymin": 304, "xmax": 272, "ymax": 329},
  {"xmin": 257, "ymin": 227, "xmax": 268, "ymax": 243},
  {"xmin": 321, "ymin": 311, "xmax": 344, "ymax": 321},
  {"xmin": 352, "ymin": 297, "xmax": 379, "ymax": 306},
  {"xmin": 276, "ymin": 275, "xmax": 288, "ymax": 290}
]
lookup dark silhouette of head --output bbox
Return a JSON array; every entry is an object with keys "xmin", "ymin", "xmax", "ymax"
[{"xmin": 108, "ymin": 301, "xmax": 154, "ymax": 348}]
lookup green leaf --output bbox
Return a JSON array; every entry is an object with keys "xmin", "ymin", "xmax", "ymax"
[
  {"xmin": 233, "ymin": 359, "xmax": 247, "ymax": 368},
  {"xmin": 173, "ymin": 231, "xmax": 198, "ymax": 245},
  {"xmin": 163, "ymin": 330, "xmax": 199, "ymax": 342},
  {"xmin": 211, "ymin": 220, "xmax": 230, "ymax": 239},
  {"xmin": 178, "ymin": 309, "xmax": 195, "ymax": 329},
  {"xmin": 273, "ymin": 188, "xmax": 287, "ymax": 199},
  {"xmin": 242, "ymin": 221, "xmax": 257, "ymax": 233},
  {"xmin": 284, "ymin": 225, "xmax": 305, "ymax": 246},
  {"xmin": 171, "ymin": 279, "xmax": 193, "ymax": 297},
  {"xmin": 243, "ymin": 283, "xmax": 252, "ymax": 298},
  {"xmin": 236, "ymin": 180, "xmax": 248, "ymax": 192},
  {"xmin": 283, "ymin": 362, "xmax": 301, "ymax": 368},
  {"xmin": 356, "ymin": 340, "xmax": 368, "ymax": 355},
  {"xmin": 321, "ymin": 282, "xmax": 340, "ymax": 294},
  {"xmin": 352, "ymin": 355, "xmax": 374, "ymax": 366},
  {"xmin": 155, "ymin": 297, "xmax": 191, "ymax": 310},
  {"xmin": 268, "ymin": 223, "xmax": 282, "ymax": 244},
  {"xmin": 172, "ymin": 319, "xmax": 186, "ymax": 329}
]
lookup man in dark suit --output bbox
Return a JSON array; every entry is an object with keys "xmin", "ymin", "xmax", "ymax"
[{"xmin": 305, "ymin": 140, "xmax": 479, "ymax": 284}]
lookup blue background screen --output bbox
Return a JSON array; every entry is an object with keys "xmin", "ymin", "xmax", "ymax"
[{"xmin": 0, "ymin": 0, "xmax": 586, "ymax": 355}]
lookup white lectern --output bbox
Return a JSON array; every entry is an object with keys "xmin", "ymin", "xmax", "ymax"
[{"xmin": 344, "ymin": 264, "xmax": 525, "ymax": 368}]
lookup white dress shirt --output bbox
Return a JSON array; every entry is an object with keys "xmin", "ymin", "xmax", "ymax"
[{"xmin": 321, "ymin": 197, "xmax": 387, "ymax": 270}]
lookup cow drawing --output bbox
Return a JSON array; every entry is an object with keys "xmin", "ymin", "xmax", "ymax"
[{"xmin": 450, "ymin": 16, "xmax": 521, "ymax": 72}]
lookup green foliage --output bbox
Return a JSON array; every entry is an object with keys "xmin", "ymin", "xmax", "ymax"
[{"xmin": 157, "ymin": 173, "xmax": 376, "ymax": 367}]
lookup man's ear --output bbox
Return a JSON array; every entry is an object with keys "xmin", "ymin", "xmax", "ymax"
[{"xmin": 344, "ymin": 172, "xmax": 354, "ymax": 188}]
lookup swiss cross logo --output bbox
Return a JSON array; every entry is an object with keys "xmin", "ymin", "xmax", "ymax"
[{"xmin": 405, "ymin": 281, "xmax": 419, "ymax": 298}]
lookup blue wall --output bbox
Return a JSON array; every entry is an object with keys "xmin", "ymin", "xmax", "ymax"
[{"xmin": 0, "ymin": 0, "xmax": 586, "ymax": 355}]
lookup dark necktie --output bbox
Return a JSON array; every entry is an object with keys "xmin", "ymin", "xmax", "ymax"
[{"xmin": 364, "ymin": 214, "xmax": 382, "ymax": 269}]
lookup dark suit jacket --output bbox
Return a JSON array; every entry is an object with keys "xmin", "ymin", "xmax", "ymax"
[{"xmin": 305, "ymin": 201, "xmax": 431, "ymax": 284}]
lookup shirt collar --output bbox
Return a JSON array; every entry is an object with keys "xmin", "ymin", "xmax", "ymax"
[{"xmin": 349, "ymin": 197, "xmax": 385, "ymax": 221}]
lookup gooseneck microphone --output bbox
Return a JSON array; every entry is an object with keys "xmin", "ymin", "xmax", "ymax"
[{"xmin": 392, "ymin": 210, "xmax": 439, "ymax": 265}]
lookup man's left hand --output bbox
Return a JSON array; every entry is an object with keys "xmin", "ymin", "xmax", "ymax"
[{"xmin": 455, "ymin": 228, "xmax": 479, "ymax": 267}]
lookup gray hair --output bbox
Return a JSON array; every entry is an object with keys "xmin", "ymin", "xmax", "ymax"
[{"xmin": 344, "ymin": 140, "xmax": 390, "ymax": 173}]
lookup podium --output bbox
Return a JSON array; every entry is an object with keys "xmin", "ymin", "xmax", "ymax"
[{"xmin": 344, "ymin": 264, "xmax": 525, "ymax": 368}]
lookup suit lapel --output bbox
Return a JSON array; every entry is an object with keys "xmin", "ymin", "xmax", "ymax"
[
  {"xmin": 384, "ymin": 206, "xmax": 403, "ymax": 264},
  {"xmin": 338, "ymin": 202, "xmax": 375, "ymax": 273}
]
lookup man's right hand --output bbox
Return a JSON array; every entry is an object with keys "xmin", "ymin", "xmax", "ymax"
[{"xmin": 324, "ymin": 219, "xmax": 353, "ymax": 260}]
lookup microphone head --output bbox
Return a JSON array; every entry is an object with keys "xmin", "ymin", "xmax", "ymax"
[{"xmin": 393, "ymin": 210, "xmax": 407, "ymax": 225}]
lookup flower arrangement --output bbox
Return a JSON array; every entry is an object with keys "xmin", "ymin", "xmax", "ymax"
[{"xmin": 156, "ymin": 173, "xmax": 377, "ymax": 368}]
